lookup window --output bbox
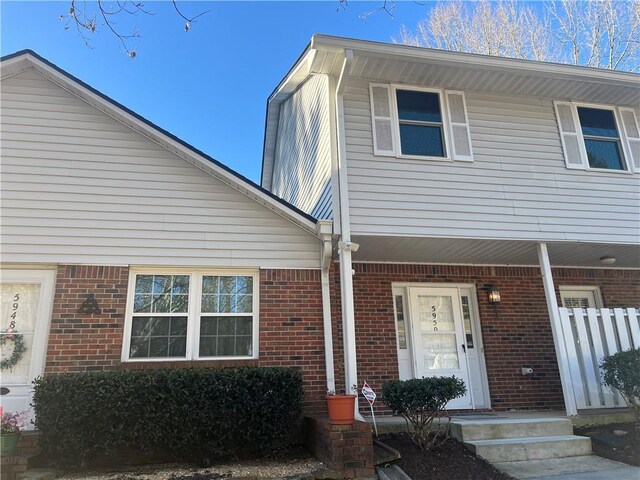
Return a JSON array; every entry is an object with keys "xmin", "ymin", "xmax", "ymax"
[
  {"xmin": 370, "ymin": 84, "xmax": 474, "ymax": 162},
  {"xmin": 559, "ymin": 286, "xmax": 602, "ymax": 309},
  {"xmin": 396, "ymin": 90, "xmax": 445, "ymax": 157},
  {"xmin": 554, "ymin": 101, "xmax": 640, "ymax": 173},
  {"xmin": 577, "ymin": 107, "xmax": 624, "ymax": 170},
  {"xmin": 124, "ymin": 271, "xmax": 258, "ymax": 361}
]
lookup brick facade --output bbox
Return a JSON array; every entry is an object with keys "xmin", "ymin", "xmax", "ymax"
[
  {"xmin": 42, "ymin": 262, "xmax": 640, "ymax": 415},
  {"xmin": 46, "ymin": 265, "xmax": 130, "ymax": 373},
  {"xmin": 45, "ymin": 266, "xmax": 328, "ymax": 413},
  {"xmin": 345, "ymin": 263, "xmax": 640, "ymax": 413},
  {"xmin": 303, "ymin": 417, "xmax": 375, "ymax": 478}
]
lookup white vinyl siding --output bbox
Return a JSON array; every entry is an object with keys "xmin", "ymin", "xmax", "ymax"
[
  {"xmin": 342, "ymin": 78, "xmax": 640, "ymax": 244},
  {"xmin": 0, "ymin": 68, "xmax": 321, "ymax": 268},
  {"xmin": 271, "ymin": 74, "xmax": 332, "ymax": 219}
]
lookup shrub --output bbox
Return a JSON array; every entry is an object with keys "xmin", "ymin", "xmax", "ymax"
[
  {"xmin": 601, "ymin": 347, "xmax": 640, "ymax": 423},
  {"xmin": 32, "ymin": 367, "xmax": 303, "ymax": 467},
  {"xmin": 382, "ymin": 376, "xmax": 466, "ymax": 450}
]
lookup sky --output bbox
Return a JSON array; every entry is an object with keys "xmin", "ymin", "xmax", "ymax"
[{"xmin": 1, "ymin": 1, "xmax": 444, "ymax": 183}]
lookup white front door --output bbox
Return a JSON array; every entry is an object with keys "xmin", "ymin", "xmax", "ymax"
[
  {"xmin": 1, "ymin": 270, "xmax": 56, "ymax": 429},
  {"xmin": 408, "ymin": 287, "xmax": 473, "ymax": 409}
]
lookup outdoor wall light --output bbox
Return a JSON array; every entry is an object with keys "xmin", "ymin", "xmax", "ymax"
[
  {"xmin": 599, "ymin": 256, "xmax": 616, "ymax": 265},
  {"xmin": 487, "ymin": 286, "xmax": 501, "ymax": 305}
]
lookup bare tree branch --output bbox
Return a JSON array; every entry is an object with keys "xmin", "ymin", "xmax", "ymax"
[
  {"xmin": 62, "ymin": 1, "xmax": 209, "ymax": 57},
  {"xmin": 395, "ymin": 0, "xmax": 639, "ymax": 71}
]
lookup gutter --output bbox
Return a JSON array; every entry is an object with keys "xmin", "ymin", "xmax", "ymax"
[
  {"xmin": 334, "ymin": 49, "xmax": 364, "ymax": 420},
  {"xmin": 316, "ymin": 220, "xmax": 336, "ymax": 393}
]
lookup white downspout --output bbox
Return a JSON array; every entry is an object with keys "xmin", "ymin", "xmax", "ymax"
[
  {"xmin": 335, "ymin": 49, "xmax": 363, "ymax": 421},
  {"xmin": 537, "ymin": 242, "xmax": 578, "ymax": 416},
  {"xmin": 317, "ymin": 220, "xmax": 336, "ymax": 393}
]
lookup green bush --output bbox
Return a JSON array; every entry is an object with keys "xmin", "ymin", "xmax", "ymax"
[
  {"xmin": 32, "ymin": 367, "xmax": 303, "ymax": 467},
  {"xmin": 382, "ymin": 376, "xmax": 466, "ymax": 450},
  {"xmin": 601, "ymin": 347, "xmax": 640, "ymax": 423}
]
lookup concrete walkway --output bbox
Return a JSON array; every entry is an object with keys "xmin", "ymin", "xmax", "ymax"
[{"xmin": 493, "ymin": 455, "xmax": 640, "ymax": 480}]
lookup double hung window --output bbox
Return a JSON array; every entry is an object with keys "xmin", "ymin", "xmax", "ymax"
[
  {"xmin": 554, "ymin": 102, "xmax": 640, "ymax": 173},
  {"xmin": 396, "ymin": 90, "xmax": 445, "ymax": 157},
  {"xmin": 124, "ymin": 271, "xmax": 258, "ymax": 361},
  {"xmin": 577, "ymin": 107, "xmax": 624, "ymax": 170},
  {"xmin": 370, "ymin": 84, "xmax": 474, "ymax": 162}
]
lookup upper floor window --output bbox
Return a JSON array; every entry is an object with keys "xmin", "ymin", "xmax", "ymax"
[
  {"xmin": 554, "ymin": 101, "xmax": 640, "ymax": 173},
  {"xmin": 123, "ymin": 270, "xmax": 258, "ymax": 361},
  {"xmin": 396, "ymin": 90, "xmax": 445, "ymax": 157},
  {"xmin": 370, "ymin": 84, "xmax": 474, "ymax": 162},
  {"xmin": 577, "ymin": 107, "xmax": 624, "ymax": 170}
]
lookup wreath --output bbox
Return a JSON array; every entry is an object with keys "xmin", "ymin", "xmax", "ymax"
[{"xmin": 1, "ymin": 330, "xmax": 26, "ymax": 370}]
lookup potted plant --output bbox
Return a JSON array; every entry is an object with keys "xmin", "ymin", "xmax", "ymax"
[
  {"xmin": 0, "ymin": 407, "xmax": 28, "ymax": 456},
  {"xmin": 326, "ymin": 387, "xmax": 357, "ymax": 425}
]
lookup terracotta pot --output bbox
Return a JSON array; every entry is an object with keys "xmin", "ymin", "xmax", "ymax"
[
  {"xmin": 326, "ymin": 394, "xmax": 356, "ymax": 424},
  {"xmin": 0, "ymin": 432, "xmax": 21, "ymax": 456}
]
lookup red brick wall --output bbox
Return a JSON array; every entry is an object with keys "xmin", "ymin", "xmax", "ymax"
[
  {"xmin": 347, "ymin": 263, "xmax": 640, "ymax": 412},
  {"xmin": 303, "ymin": 417, "xmax": 375, "ymax": 478},
  {"xmin": 46, "ymin": 265, "xmax": 129, "ymax": 373},
  {"xmin": 45, "ymin": 266, "xmax": 328, "ymax": 414}
]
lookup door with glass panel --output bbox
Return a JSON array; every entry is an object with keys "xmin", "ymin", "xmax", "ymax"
[
  {"xmin": 408, "ymin": 287, "xmax": 472, "ymax": 409},
  {"xmin": 0, "ymin": 270, "xmax": 56, "ymax": 429}
]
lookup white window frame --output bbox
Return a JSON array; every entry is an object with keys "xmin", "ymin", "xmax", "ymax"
[
  {"xmin": 557, "ymin": 101, "xmax": 634, "ymax": 174},
  {"xmin": 121, "ymin": 268, "xmax": 260, "ymax": 362},
  {"xmin": 559, "ymin": 285, "xmax": 603, "ymax": 308},
  {"xmin": 390, "ymin": 85, "xmax": 453, "ymax": 162}
]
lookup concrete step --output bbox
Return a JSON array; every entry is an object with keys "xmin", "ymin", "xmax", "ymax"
[
  {"xmin": 464, "ymin": 435, "xmax": 593, "ymax": 462},
  {"xmin": 376, "ymin": 465, "xmax": 412, "ymax": 480},
  {"xmin": 493, "ymin": 455, "xmax": 638, "ymax": 479},
  {"xmin": 17, "ymin": 469, "xmax": 59, "ymax": 480},
  {"xmin": 451, "ymin": 417, "xmax": 573, "ymax": 441}
]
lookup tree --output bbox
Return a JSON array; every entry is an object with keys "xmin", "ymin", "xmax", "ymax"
[
  {"xmin": 61, "ymin": 1, "xmax": 209, "ymax": 58},
  {"xmin": 396, "ymin": 0, "xmax": 640, "ymax": 72}
]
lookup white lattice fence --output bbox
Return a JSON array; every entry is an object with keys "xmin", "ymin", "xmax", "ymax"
[{"xmin": 558, "ymin": 307, "xmax": 640, "ymax": 410}]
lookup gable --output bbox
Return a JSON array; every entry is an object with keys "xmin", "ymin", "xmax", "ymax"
[{"xmin": 1, "ymin": 67, "xmax": 321, "ymax": 268}]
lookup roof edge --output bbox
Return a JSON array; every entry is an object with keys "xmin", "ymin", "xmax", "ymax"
[
  {"xmin": 2, "ymin": 50, "xmax": 318, "ymax": 232},
  {"xmin": 312, "ymin": 34, "xmax": 640, "ymax": 83}
]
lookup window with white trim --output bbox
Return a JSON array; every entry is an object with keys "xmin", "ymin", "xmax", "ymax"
[
  {"xmin": 369, "ymin": 84, "xmax": 474, "ymax": 162},
  {"xmin": 124, "ymin": 271, "xmax": 258, "ymax": 360},
  {"xmin": 554, "ymin": 101, "xmax": 640, "ymax": 173}
]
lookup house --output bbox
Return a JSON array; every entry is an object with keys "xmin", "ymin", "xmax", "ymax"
[
  {"xmin": 261, "ymin": 35, "xmax": 640, "ymax": 417},
  {"xmin": 0, "ymin": 50, "xmax": 334, "ymax": 421},
  {"xmin": 0, "ymin": 33, "xmax": 639, "ymax": 437}
]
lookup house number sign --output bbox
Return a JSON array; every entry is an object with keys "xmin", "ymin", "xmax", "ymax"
[
  {"xmin": 1, "ymin": 292, "xmax": 26, "ymax": 371},
  {"xmin": 432, "ymin": 305, "xmax": 438, "ymax": 331}
]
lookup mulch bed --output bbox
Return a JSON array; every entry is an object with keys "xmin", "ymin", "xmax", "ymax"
[
  {"xmin": 379, "ymin": 433, "xmax": 514, "ymax": 480},
  {"xmin": 574, "ymin": 422, "xmax": 640, "ymax": 466}
]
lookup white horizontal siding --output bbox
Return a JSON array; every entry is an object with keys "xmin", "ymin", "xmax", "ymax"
[
  {"xmin": 0, "ymin": 68, "xmax": 320, "ymax": 268},
  {"xmin": 343, "ymin": 78, "xmax": 640, "ymax": 244},
  {"xmin": 271, "ymin": 74, "xmax": 333, "ymax": 219}
]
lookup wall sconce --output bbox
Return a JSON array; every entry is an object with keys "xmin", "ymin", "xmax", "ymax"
[{"xmin": 487, "ymin": 285, "xmax": 501, "ymax": 305}]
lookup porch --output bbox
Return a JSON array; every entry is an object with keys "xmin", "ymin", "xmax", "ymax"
[{"xmin": 339, "ymin": 237, "xmax": 639, "ymax": 418}]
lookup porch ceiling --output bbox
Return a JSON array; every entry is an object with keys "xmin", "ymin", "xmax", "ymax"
[{"xmin": 350, "ymin": 236, "xmax": 640, "ymax": 269}]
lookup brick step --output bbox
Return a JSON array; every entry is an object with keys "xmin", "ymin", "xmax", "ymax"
[
  {"xmin": 451, "ymin": 417, "xmax": 573, "ymax": 441},
  {"xmin": 464, "ymin": 435, "xmax": 593, "ymax": 463}
]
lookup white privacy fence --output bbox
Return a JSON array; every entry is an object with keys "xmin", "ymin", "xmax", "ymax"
[{"xmin": 558, "ymin": 307, "xmax": 640, "ymax": 410}]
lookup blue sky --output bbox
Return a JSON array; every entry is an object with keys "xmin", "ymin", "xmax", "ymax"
[{"xmin": 1, "ymin": 1, "xmax": 442, "ymax": 182}]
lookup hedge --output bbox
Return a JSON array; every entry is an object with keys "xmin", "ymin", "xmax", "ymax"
[{"xmin": 32, "ymin": 367, "xmax": 303, "ymax": 466}]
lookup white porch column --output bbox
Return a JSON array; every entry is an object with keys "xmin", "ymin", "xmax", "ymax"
[{"xmin": 537, "ymin": 242, "xmax": 578, "ymax": 416}]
